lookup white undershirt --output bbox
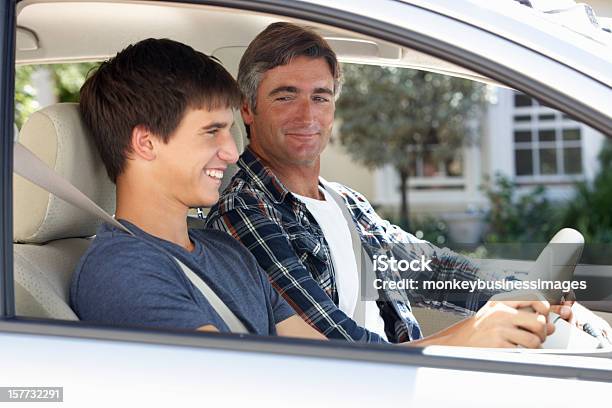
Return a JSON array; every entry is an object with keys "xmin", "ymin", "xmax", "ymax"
[{"xmin": 294, "ymin": 183, "xmax": 388, "ymax": 341}]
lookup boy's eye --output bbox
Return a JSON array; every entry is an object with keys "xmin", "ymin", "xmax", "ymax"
[{"xmin": 200, "ymin": 128, "xmax": 219, "ymax": 137}]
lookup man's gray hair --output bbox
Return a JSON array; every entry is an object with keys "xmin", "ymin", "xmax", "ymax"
[{"xmin": 238, "ymin": 22, "xmax": 342, "ymax": 113}]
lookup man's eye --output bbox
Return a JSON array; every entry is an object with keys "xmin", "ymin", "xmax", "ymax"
[
  {"xmin": 313, "ymin": 96, "xmax": 330, "ymax": 103},
  {"xmin": 275, "ymin": 96, "xmax": 293, "ymax": 102}
]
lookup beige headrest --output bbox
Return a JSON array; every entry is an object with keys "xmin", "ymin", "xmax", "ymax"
[
  {"xmin": 211, "ymin": 46, "xmax": 249, "ymax": 192},
  {"xmin": 220, "ymin": 110, "xmax": 247, "ymax": 192},
  {"xmin": 13, "ymin": 103, "xmax": 115, "ymax": 244}
]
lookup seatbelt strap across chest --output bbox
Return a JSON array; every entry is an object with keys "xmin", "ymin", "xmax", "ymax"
[
  {"xmin": 13, "ymin": 142, "xmax": 248, "ymax": 334},
  {"xmin": 324, "ymin": 185, "xmax": 372, "ymax": 327}
]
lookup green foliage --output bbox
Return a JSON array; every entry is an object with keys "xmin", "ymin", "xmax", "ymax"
[
  {"xmin": 481, "ymin": 173, "xmax": 561, "ymax": 243},
  {"xmin": 14, "ymin": 65, "xmax": 37, "ymax": 129},
  {"xmin": 479, "ymin": 141, "xmax": 612, "ymax": 245},
  {"xmin": 382, "ymin": 211, "xmax": 450, "ymax": 245},
  {"xmin": 336, "ymin": 64, "xmax": 487, "ymax": 173},
  {"xmin": 410, "ymin": 216, "xmax": 450, "ymax": 246},
  {"xmin": 14, "ymin": 63, "xmax": 99, "ymax": 128},
  {"xmin": 51, "ymin": 63, "xmax": 99, "ymax": 103},
  {"xmin": 559, "ymin": 140, "xmax": 612, "ymax": 243}
]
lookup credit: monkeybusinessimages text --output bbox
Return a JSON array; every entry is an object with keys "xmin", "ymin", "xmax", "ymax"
[{"xmin": 371, "ymin": 254, "xmax": 587, "ymax": 292}]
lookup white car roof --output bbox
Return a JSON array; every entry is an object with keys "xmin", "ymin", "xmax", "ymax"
[{"xmin": 396, "ymin": 0, "xmax": 612, "ymax": 86}]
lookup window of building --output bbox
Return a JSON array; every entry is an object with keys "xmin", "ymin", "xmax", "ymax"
[
  {"xmin": 512, "ymin": 92, "xmax": 583, "ymax": 181},
  {"xmin": 407, "ymin": 145, "xmax": 464, "ymax": 178}
]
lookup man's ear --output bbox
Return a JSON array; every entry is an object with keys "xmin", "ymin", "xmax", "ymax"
[
  {"xmin": 240, "ymin": 99, "xmax": 254, "ymax": 126},
  {"xmin": 130, "ymin": 124, "xmax": 157, "ymax": 161}
]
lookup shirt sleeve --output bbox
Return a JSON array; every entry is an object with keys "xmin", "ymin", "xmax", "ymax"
[
  {"xmin": 72, "ymin": 238, "xmax": 224, "ymax": 331},
  {"xmin": 259, "ymin": 264, "xmax": 297, "ymax": 324},
  {"xmin": 338, "ymin": 183, "xmax": 501, "ymax": 315},
  {"xmin": 206, "ymin": 202, "xmax": 388, "ymax": 343},
  {"xmin": 388, "ymin": 239, "xmax": 499, "ymax": 315}
]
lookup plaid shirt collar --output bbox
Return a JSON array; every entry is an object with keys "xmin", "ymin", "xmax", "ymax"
[
  {"xmin": 238, "ymin": 149, "xmax": 391, "ymax": 252},
  {"xmin": 237, "ymin": 147, "xmax": 292, "ymax": 205}
]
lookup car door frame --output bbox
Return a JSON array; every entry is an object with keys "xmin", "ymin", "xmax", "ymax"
[{"xmin": 0, "ymin": 0, "xmax": 16, "ymax": 319}]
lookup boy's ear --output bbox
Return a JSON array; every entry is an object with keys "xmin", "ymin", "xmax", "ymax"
[{"xmin": 130, "ymin": 124, "xmax": 157, "ymax": 161}]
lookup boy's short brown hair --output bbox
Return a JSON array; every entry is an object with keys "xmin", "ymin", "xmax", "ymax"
[{"xmin": 80, "ymin": 38, "xmax": 241, "ymax": 183}]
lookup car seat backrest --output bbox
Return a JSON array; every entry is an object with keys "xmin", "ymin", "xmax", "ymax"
[{"xmin": 13, "ymin": 103, "xmax": 115, "ymax": 320}]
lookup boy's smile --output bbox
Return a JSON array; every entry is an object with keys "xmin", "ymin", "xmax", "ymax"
[{"xmin": 152, "ymin": 107, "xmax": 238, "ymax": 209}]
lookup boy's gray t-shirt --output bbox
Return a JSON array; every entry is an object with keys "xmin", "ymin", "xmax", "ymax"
[{"xmin": 70, "ymin": 220, "xmax": 295, "ymax": 335}]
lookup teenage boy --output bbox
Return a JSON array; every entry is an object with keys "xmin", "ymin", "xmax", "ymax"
[{"xmin": 70, "ymin": 38, "xmax": 324, "ymax": 340}]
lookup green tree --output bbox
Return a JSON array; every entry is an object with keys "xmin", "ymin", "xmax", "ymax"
[
  {"xmin": 336, "ymin": 64, "xmax": 486, "ymax": 227},
  {"xmin": 15, "ymin": 63, "xmax": 99, "ymax": 128}
]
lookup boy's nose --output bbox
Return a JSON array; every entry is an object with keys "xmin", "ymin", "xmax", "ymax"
[{"xmin": 218, "ymin": 131, "xmax": 239, "ymax": 164}]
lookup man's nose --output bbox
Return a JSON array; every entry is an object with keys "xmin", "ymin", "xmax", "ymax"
[
  {"xmin": 217, "ymin": 131, "xmax": 239, "ymax": 164},
  {"xmin": 296, "ymin": 97, "xmax": 315, "ymax": 123}
]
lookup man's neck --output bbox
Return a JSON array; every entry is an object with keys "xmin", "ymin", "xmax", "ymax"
[
  {"xmin": 250, "ymin": 146, "xmax": 322, "ymax": 200},
  {"xmin": 114, "ymin": 177, "xmax": 194, "ymax": 252}
]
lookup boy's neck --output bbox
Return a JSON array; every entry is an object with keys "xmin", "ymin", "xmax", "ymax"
[{"xmin": 114, "ymin": 177, "xmax": 195, "ymax": 252}]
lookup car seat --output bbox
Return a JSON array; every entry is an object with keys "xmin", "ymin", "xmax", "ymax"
[{"xmin": 13, "ymin": 103, "xmax": 115, "ymax": 320}]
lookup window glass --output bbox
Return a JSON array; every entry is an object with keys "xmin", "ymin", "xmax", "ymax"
[
  {"xmin": 514, "ymin": 93, "xmax": 532, "ymax": 107},
  {"xmin": 514, "ymin": 114, "xmax": 531, "ymax": 122},
  {"xmin": 11, "ymin": 14, "xmax": 611, "ymax": 360},
  {"xmin": 563, "ymin": 128, "xmax": 581, "ymax": 141},
  {"xmin": 15, "ymin": 63, "xmax": 99, "ymax": 129},
  {"xmin": 514, "ymin": 130, "xmax": 531, "ymax": 142},
  {"xmin": 563, "ymin": 147, "xmax": 583, "ymax": 174},
  {"xmin": 324, "ymin": 70, "xmax": 607, "ymax": 253},
  {"xmin": 515, "ymin": 149, "xmax": 533, "ymax": 176},
  {"xmin": 511, "ymin": 92, "xmax": 583, "ymax": 179},
  {"xmin": 538, "ymin": 113, "xmax": 555, "ymax": 121},
  {"xmin": 538, "ymin": 129, "xmax": 555, "ymax": 142},
  {"xmin": 539, "ymin": 148, "xmax": 557, "ymax": 174}
]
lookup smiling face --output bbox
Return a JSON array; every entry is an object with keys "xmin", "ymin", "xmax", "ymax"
[
  {"xmin": 242, "ymin": 56, "xmax": 335, "ymax": 170},
  {"xmin": 152, "ymin": 107, "xmax": 238, "ymax": 208}
]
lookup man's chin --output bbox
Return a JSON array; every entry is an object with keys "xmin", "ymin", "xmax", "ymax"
[
  {"xmin": 287, "ymin": 152, "xmax": 320, "ymax": 165},
  {"xmin": 292, "ymin": 158, "xmax": 318, "ymax": 166},
  {"xmin": 283, "ymin": 148, "xmax": 320, "ymax": 165}
]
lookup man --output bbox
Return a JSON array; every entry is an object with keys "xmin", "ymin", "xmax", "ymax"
[
  {"xmin": 70, "ymin": 38, "xmax": 324, "ymax": 340},
  {"xmin": 205, "ymin": 23, "xmax": 570, "ymax": 347}
]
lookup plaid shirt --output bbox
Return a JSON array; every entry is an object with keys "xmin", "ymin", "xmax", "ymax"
[{"xmin": 206, "ymin": 147, "xmax": 498, "ymax": 343}]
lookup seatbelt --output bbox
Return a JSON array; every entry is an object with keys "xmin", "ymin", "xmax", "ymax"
[
  {"xmin": 14, "ymin": 142, "xmax": 132, "ymax": 236},
  {"xmin": 13, "ymin": 142, "xmax": 248, "ymax": 334},
  {"xmin": 165, "ymin": 257, "xmax": 248, "ymax": 335},
  {"xmin": 323, "ymin": 184, "xmax": 371, "ymax": 327}
]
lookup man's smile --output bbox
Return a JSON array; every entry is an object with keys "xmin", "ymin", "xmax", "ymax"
[{"xmin": 286, "ymin": 132, "xmax": 319, "ymax": 138}]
